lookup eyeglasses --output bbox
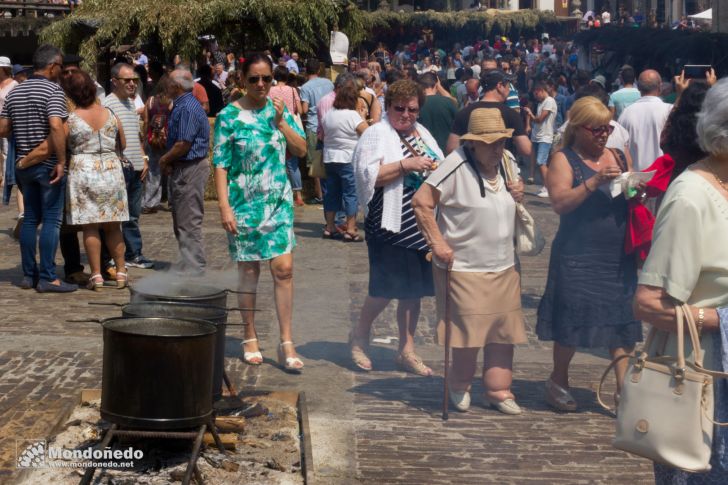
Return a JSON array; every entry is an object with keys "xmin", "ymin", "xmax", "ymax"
[
  {"xmin": 393, "ymin": 105, "xmax": 419, "ymax": 114},
  {"xmin": 247, "ymin": 75, "xmax": 273, "ymax": 84},
  {"xmin": 115, "ymin": 77, "xmax": 139, "ymax": 84},
  {"xmin": 582, "ymin": 125, "xmax": 614, "ymax": 137}
]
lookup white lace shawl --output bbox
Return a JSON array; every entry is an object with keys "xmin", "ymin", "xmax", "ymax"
[{"xmin": 353, "ymin": 118, "xmax": 443, "ymax": 233}]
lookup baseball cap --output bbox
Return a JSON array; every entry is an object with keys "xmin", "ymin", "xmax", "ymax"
[
  {"xmin": 480, "ymin": 69, "xmax": 514, "ymax": 91},
  {"xmin": 12, "ymin": 64, "xmax": 25, "ymax": 76},
  {"xmin": 591, "ymin": 74, "xmax": 607, "ymax": 88},
  {"xmin": 0, "ymin": 56, "xmax": 11, "ymax": 68}
]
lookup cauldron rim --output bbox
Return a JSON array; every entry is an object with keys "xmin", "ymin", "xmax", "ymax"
[
  {"xmin": 121, "ymin": 302, "xmax": 228, "ymax": 321},
  {"xmin": 128, "ymin": 282, "xmax": 227, "ymax": 300},
  {"xmin": 102, "ymin": 317, "xmax": 217, "ymax": 338}
]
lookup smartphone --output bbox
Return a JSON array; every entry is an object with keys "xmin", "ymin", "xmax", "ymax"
[{"xmin": 683, "ymin": 65, "xmax": 711, "ymax": 79}]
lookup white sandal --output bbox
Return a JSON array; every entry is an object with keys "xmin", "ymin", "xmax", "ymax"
[
  {"xmin": 242, "ymin": 338, "xmax": 263, "ymax": 365},
  {"xmin": 277, "ymin": 341, "xmax": 304, "ymax": 372}
]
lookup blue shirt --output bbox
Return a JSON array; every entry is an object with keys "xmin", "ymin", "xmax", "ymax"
[
  {"xmin": 300, "ymin": 77, "xmax": 334, "ymax": 132},
  {"xmin": 167, "ymin": 92, "xmax": 209, "ymax": 160}
]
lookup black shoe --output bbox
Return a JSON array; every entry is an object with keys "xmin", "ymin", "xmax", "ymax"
[
  {"xmin": 19, "ymin": 276, "xmax": 39, "ymax": 289},
  {"xmin": 307, "ymin": 197, "xmax": 323, "ymax": 205}
]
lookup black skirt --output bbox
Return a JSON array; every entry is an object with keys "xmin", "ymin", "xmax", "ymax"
[{"xmin": 367, "ymin": 239, "xmax": 434, "ymax": 300}]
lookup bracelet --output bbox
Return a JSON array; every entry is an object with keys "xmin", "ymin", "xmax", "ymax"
[
  {"xmin": 583, "ymin": 180, "xmax": 594, "ymax": 193},
  {"xmin": 698, "ymin": 308, "xmax": 705, "ymax": 335},
  {"xmin": 399, "ymin": 160, "xmax": 406, "ymax": 175}
]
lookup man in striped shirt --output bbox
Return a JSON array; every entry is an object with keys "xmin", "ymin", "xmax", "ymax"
[
  {"xmin": 103, "ymin": 63, "xmax": 153, "ymax": 269},
  {"xmin": 0, "ymin": 44, "xmax": 77, "ymax": 292},
  {"xmin": 159, "ymin": 70, "xmax": 210, "ymax": 277}
]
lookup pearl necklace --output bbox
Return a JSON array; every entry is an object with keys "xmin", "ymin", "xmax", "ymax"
[{"xmin": 485, "ymin": 175, "xmax": 501, "ymax": 191}]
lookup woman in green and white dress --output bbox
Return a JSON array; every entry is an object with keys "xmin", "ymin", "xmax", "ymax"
[{"xmin": 213, "ymin": 53, "xmax": 306, "ymax": 372}]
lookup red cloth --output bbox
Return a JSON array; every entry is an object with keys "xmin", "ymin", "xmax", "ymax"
[{"xmin": 625, "ymin": 154, "xmax": 676, "ymax": 261}]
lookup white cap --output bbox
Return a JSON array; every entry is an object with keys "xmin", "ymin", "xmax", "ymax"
[{"xmin": 0, "ymin": 56, "xmax": 12, "ymax": 68}]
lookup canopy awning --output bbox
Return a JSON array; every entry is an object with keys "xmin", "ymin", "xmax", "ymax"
[{"xmin": 689, "ymin": 8, "xmax": 712, "ymax": 20}]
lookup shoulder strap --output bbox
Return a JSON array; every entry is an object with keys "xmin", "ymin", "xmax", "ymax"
[
  {"xmin": 291, "ymin": 86, "xmax": 299, "ymax": 114},
  {"xmin": 609, "ymin": 147, "xmax": 628, "ymax": 172},
  {"xmin": 398, "ymin": 133, "xmax": 421, "ymax": 158},
  {"xmin": 561, "ymin": 147, "xmax": 586, "ymax": 186}
]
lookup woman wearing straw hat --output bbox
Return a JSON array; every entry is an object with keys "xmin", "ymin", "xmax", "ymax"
[{"xmin": 413, "ymin": 108, "xmax": 527, "ymax": 414}]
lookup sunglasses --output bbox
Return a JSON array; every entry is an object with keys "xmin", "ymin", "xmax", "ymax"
[
  {"xmin": 115, "ymin": 77, "xmax": 139, "ymax": 84},
  {"xmin": 247, "ymin": 75, "xmax": 273, "ymax": 84},
  {"xmin": 582, "ymin": 125, "xmax": 614, "ymax": 137},
  {"xmin": 393, "ymin": 105, "xmax": 419, "ymax": 114}
]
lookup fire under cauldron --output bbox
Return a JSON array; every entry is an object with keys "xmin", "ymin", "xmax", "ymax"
[{"xmin": 100, "ymin": 317, "xmax": 217, "ymax": 430}]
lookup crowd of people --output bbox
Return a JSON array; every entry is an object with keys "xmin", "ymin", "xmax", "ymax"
[{"xmin": 1, "ymin": 32, "xmax": 728, "ymax": 481}]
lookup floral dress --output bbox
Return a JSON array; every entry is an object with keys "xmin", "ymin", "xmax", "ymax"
[
  {"xmin": 66, "ymin": 110, "xmax": 129, "ymax": 225},
  {"xmin": 213, "ymin": 99, "xmax": 304, "ymax": 261}
]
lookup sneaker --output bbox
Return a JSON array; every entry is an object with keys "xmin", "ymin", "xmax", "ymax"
[
  {"xmin": 12, "ymin": 214, "xmax": 24, "ymax": 240},
  {"xmin": 536, "ymin": 186, "xmax": 549, "ymax": 198},
  {"xmin": 127, "ymin": 255, "xmax": 155, "ymax": 269},
  {"xmin": 36, "ymin": 280, "xmax": 78, "ymax": 293},
  {"xmin": 307, "ymin": 197, "xmax": 323, "ymax": 205}
]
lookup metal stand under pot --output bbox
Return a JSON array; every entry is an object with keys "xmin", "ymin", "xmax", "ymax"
[{"xmin": 80, "ymin": 317, "xmax": 227, "ymax": 485}]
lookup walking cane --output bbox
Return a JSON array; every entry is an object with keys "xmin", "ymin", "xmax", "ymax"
[
  {"xmin": 427, "ymin": 252, "xmax": 452, "ymax": 421},
  {"xmin": 442, "ymin": 264, "xmax": 452, "ymax": 421}
]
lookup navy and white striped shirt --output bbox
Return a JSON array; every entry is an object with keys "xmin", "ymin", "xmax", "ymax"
[
  {"xmin": 365, "ymin": 134, "xmax": 429, "ymax": 251},
  {"xmin": 0, "ymin": 76, "xmax": 68, "ymax": 168},
  {"xmin": 167, "ymin": 92, "xmax": 209, "ymax": 160}
]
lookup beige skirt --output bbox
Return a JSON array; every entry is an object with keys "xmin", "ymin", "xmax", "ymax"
[{"xmin": 434, "ymin": 265, "xmax": 527, "ymax": 348}]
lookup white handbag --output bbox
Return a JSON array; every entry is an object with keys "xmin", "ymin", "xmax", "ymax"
[
  {"xmin": 500, "ymin": 154, "xmax": 545, "ymax": 256},
  {"xmin": 597, "ymin": 304, "xmax": 728, "ymax": 472}
]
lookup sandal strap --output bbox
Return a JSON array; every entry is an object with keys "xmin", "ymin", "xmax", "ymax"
[
  {"xmin": 242, "ymin": 338, "xmax": 258, "ymax": 344},
  {"xmin": 280, "ymin": 341, "xmax": 294, "ymax": 347}
]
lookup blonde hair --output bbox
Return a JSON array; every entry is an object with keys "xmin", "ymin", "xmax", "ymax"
[{"xmin": 563, "ymin": 96, "xmax": 612, "ymax": 148}]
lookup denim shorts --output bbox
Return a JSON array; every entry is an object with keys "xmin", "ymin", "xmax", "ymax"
[{"xmin": 533, "ymin": 141, "xmax": 553, "ymax": 166}]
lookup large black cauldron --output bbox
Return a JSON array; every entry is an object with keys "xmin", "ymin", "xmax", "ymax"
[
  {"xmin": 100, "ymin": 317, "xmax": 216, "ymax": 430},
  {"xmin": 120, "ymin": 303, "xmax": 228, "ymax": 402}
]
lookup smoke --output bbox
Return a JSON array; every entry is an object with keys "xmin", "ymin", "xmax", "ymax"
[{"xmin": 130, "ymin": 269, "xmax": 240, "ymax": 296}]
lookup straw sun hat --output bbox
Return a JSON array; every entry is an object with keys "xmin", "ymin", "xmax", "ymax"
[{"xmin": 460, "ymin": 108, "xmax": 513, "ymax": 144}]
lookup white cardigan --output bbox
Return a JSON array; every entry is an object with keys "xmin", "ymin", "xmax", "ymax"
[{"xmin": 353, "ymin": 118, "xmax": 443, "ymax": 233}]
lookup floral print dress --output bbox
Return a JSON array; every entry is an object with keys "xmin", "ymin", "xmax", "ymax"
[
  {"xmin": 66, "ymin": 109, "xmax": 129, "ymax": 225},
  {"xmin": 213, "ymin": 99, "xmax": 304, "ymax": 261}
]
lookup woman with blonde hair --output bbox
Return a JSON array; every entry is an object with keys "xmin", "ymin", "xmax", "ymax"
[{"xmin": 536, "ymin": 96, "xmax": 643, "ymax": 411}]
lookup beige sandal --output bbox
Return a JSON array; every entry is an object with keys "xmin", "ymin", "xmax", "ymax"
[
  {"xmin": 115, "ymin": 270, "xmax": 128, "ymax": 289},
  {"xmin": 395, "ymin": 351, "xmax": 433, "ymax": 377},
  {"xmin": 349, "ymin": 332, "xmax": 372, "ymax": 371}
]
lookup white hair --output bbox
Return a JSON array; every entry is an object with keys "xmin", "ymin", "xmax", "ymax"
[
  {"xmin": 169, "ymin": 69, "xmax": 195, "ymax": 92},
  {"xmin": 696, "ymin": 78, "xmax": 728, "ymax": 156}
]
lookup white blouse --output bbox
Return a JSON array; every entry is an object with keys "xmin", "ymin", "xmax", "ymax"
[
  {"xmin": 425, "ymin": 147, "xmax": 516, "ymax": 272},
  {"xmin": 639, "ymin": 169, "xmax": 728, "ymax": 366}
]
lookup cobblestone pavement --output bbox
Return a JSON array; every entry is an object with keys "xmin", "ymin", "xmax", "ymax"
[{"xmin": 0, "ymin": 187, "xmax": 653, "ymax": 484}]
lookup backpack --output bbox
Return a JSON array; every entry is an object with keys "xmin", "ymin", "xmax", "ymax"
[{"xmin": 147, "ymin": 96, "xmax": 169, "ymax": 150}]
